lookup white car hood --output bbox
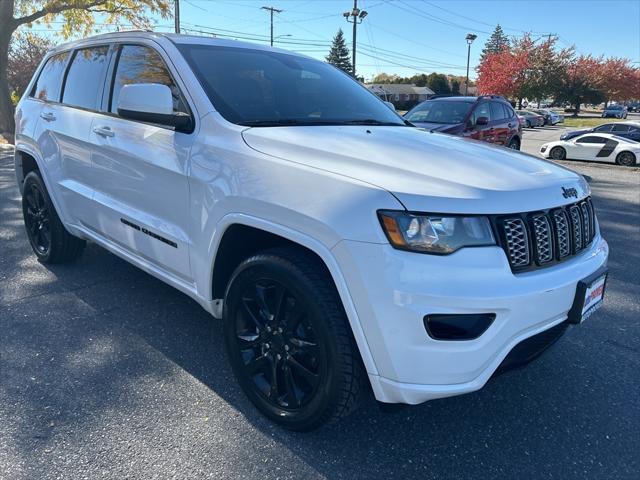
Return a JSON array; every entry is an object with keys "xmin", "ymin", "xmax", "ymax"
[{"xmin": 242, "ymin": 126, "xmax": 588, "ymax": 214}]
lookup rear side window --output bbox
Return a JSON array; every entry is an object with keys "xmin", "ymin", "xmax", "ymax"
[
  {"xmin": 594, "ymin": 124, "xmax": 613, "ymax": 132},
  {"xmin": 31, "ymin": 52, "xmax": 70, "ymax": 102},
  {"xmin": 502, "ymin": 104, "xmax": 515, "ymax": 118},
  {"xmin": 62, "ymin": 46, "xmax": 110, "ymax": 110},
  {"xmin": 612, "ymin": 124, "xmax": 630, "ymax": 132},
  {"xmin": 110, "ymin": 45, "xmax": 187, "ymax": 114},
  {"xmin": 490, "ymin": 102, "xmax": 507, "ymax": 121}
]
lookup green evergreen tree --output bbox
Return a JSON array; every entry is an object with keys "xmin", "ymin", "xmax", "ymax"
[
  {"xmin": 326, "ymin": 29, "xmax": 353, "ymax": 75},
  {"xmin": 480, "ymin": 24, "xmax": 510, "ymax": 61}
]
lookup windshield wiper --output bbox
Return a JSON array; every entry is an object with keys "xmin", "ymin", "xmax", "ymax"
[
  {"xmin": 342, "ymin": 119, "xmax": 404, "ymax": 126},
  {"xmin": 239, "ymin": 119, "xmax": 314, "ymax": 127}
]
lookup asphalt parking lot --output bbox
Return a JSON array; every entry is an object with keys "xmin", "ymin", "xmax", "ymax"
[{"xmin": 1, "ymin": 141, "xmax": 639, "ymax": 479}]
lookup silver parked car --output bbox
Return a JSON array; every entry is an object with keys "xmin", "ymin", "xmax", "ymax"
[{"xmin": 602, "ymin": 105, "xmax": 628, "ymax": 119}]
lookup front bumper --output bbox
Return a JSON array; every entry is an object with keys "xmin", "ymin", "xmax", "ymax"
[{"xmin": 332, "ymin": 235, "xmax": 609, "ymax": 404}]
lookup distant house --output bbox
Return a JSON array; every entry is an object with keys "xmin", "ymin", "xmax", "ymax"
[{"xmin": 366, "ymin": 83, "xmax": 435, "ymax": 109}]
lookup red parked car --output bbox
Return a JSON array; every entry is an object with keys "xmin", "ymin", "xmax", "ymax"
[{"xmin": 404, "ymin": 95, "xmax": 523, "ymax": 150}]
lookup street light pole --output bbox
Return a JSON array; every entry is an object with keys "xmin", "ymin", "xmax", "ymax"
[
  {"xmin": 343, "ymin": 0, "xmax": 368, "ymax": 78},
  {"xmin": 262, "ymin": 6, "xmax": 283, "ymax": 46},
  {"xmin": 464, "ymin": 33, "xmax": 477, "ymax": 96}
]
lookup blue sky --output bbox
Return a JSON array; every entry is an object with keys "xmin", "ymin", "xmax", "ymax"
[{"xmin": 31, "ymin": 0, "xmax": 640, "ymax": 81}]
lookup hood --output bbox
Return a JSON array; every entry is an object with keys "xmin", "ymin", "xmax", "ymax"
[{"xmin": 241, "ymin": 126, "xmax": 588, "ymax": 214}]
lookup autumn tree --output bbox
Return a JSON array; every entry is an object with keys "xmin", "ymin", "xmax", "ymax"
[
  {"xmin": 480, "ymin": 24, "xmax": 510, "ymax": 61},
  {"xmin": 326, "ymin": 29, "xmax": 352, "ymax": 75},
  {"xmin": 555, "ymin": 55, "xmax": 606, "ymax": 115},
  {"xmin": 0, "ymin": 0, "xmax": 171, "ymax": 136},
  {"xmin": 597, "ymin": 57, "xmax": 639, "ymax": 106},
  {"xmin": 476, "ymin": 44, "xmax": 529, "ymax": 105},
  {"xmin": 516, "ymin": 36, "xmax": 573, "ymax": 107}
]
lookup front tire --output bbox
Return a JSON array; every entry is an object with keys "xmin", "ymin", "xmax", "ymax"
[
  {"xmin": 21, "ymin": 171, "xmax": 85, "ymax": 263},
  {"xmin": 616, "ymin": 151, "xmax": 636, "ymax": 166},
  {"xmin": 507, "ymin": 137, "xmax": 520, "ymax": 150},
  {"xmin": 550, "ymin": 146, "xmax": 566, "ymax": 160},
  {"xmin": 223, "ymin": 248, "xmax": 364, "ymax": 431}
]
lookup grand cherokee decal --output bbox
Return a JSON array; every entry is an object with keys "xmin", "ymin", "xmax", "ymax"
[
  {"xmin": 596, "ymin": 139, "xmax": 618, "ymax": 158},
  {"xmin": 120, "ymin": 218, "xmax": 178, "ymax": 248}
]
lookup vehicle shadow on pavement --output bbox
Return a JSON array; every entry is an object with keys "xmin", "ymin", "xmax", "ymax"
[{"xmin": 1, "ymin": 153, "xmax": 638, "ymax": 479}]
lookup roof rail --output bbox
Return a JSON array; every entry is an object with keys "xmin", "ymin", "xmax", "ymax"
[{"xmin": 478, "ymin": 94, "xmax": 506, "ymax": 101}]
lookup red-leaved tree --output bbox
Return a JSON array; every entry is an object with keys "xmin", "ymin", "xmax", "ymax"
[{"xmin": 476, "ymin": 46, "xmax": 529, "ymax": 105}]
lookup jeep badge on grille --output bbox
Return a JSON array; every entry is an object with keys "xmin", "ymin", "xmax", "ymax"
[{"xmin": 562, "ymin": 187, "xmax": 578, "ymax": 199}]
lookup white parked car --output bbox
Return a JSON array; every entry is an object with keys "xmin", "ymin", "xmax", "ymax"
[
  {"xmin": 541, "ymin": 133, "xmax": 639, "ymax": 166},
  {"xmin": 14, "ymin": 32, "xmax": 609, "ymax": 431}
]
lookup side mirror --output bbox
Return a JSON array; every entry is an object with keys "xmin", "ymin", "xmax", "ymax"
[
  {"xmin": 475, "ymin": 116, "xmax": 489, "ymax": 126},
  {"xmin": 383, "ymin": 101, "xmax": 396, "ymax": 111},
  {"xmin": 117, "ymin": 83, "xmax": 192, "ymax": 132}
]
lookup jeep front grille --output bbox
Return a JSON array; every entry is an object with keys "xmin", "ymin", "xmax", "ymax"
[{"xmin": 497, "ymin": 198, "xmax": 597, "ymax": 272}]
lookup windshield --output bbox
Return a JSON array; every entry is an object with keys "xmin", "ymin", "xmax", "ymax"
[
  {"xmin": 177, "ymin": 44, "xmax": 405, "ymax": 127},
  {"xmin": 405, "ymin": 100, "xmax": 473, "ymax": 124},
  {"xmin": 607, "ymin": 105, "xmax": 622, "ymax": 110}
]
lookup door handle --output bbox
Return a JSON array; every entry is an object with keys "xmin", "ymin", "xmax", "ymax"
[
  {"xmin": 40, "ymin": 111, "xmax": 56, "ymax": 122},
  {"xmin": 92, "ymin": 126, "xmax": 115, "ymax": 138}
]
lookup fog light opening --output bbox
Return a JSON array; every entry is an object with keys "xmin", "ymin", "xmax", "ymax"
[{"xmin": 424, "ymin": 313, "xmax": 496, "ymax": 341}]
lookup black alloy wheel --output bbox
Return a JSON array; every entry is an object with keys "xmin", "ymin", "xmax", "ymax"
[
  {"xmin": 234, "ymin": 278, "xmax": 322, "ymax": 410},
  {"xmin": 616, "ymin": 151, "xmax": 636, "ymax": 166},
  {"xmin": 21, "ymin": 171, "xmax": 85, "ymax": 263},
  {"xmin": 23, "ymin": 180, "xmax": 52, "ymax": 256},
  {"xmin": 224, "ymin": 248, "xmax": 363, "ymax": 431},
  {"xmin": 550, "ymin": 146, "xmax": 566, "ymax": 160}
]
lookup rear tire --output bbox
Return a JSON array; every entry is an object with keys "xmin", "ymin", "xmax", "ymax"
[
  {"xmin": 223, "ymin": 247, "xmax": 364, "ymax": 431},
  {"xmin": 21, "ymin": 171, "xmax": 85, "ymax": 264},
  {"xmin": 550, "ymin": 146, "xmax": 566, "ymax": 160},
  {"xmin": 616, "ymin": 151, "xmax": 636, "ymax": 166}
]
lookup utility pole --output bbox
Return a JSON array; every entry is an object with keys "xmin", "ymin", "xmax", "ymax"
[
  {"xmin": 262, "ymin": 6, "xmax": 282, "ymax": 46},
  {"xmin": 343, "ymin": 0, "xmax": 368, "ymax": 78},
  {"xmin": 174, "ymin": 0, "xmax": 180, "ymax": 34},
  {"xmin": 464, "ymin": 33, "xmax": 477, "ymax": 96}
]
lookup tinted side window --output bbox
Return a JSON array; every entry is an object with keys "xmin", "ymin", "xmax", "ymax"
[
  {"xmin": 110, "ymin": 45, "xmax": 187, "ymax": 114},
  {"xmin": 31, "ymin": 52, "xmax": 70, "ymax": 102},
  {"xmin": 490, "ymin": 102, "xmax": 507, "ymax": 121},
  {"xmin": 502, "ymin": 104, "xmax": 515, "ymax": 118},
  {"xmin": 577, "ymin": 136, "xmax": 606, "ymax": 144},
  {"xmin": 62, "ymin": 46, "xmax": 110, "ymax": 110},
  {"xmin": 612, "ymin": 124, "xmax": 630, "ymax": 132},
  {"xmin": 594, "ymin": 124, "xmax": 613, "ymax": 132}
]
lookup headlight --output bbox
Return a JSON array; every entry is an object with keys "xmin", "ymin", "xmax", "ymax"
[{"xmin": 378, "ymin": 210, "xmax": 496, "ymax": 254}]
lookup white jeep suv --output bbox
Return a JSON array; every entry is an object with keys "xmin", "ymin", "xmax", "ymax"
[{"xmin": 14, "ymin": 32, "xmax": 609, "ymax": 431}]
